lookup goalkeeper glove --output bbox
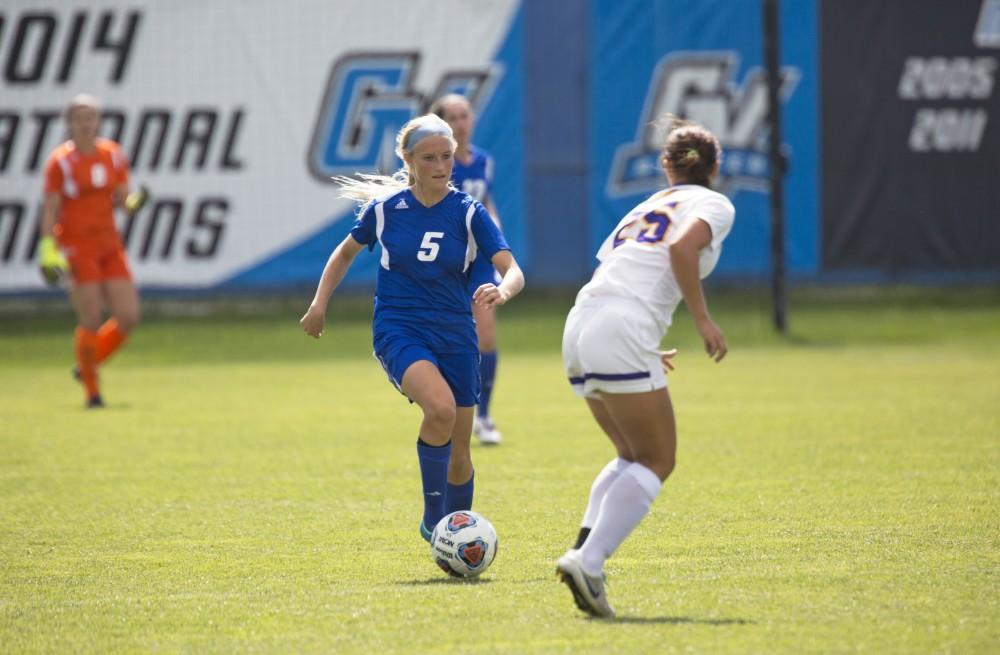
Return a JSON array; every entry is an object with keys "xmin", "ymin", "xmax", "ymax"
[
  {"xmin": 124, "ymin": 185, "xmax": 150, "ymax": 214},
  {"xmin": 39, "ymin": 236, "xmax": 68, "ymax": 287}
]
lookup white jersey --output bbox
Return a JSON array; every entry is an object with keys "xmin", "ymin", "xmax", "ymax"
[{"xmin": 576, "ymin": 184, "xmax": 735, "ymax": 332}]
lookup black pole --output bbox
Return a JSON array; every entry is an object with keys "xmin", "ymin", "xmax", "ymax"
[{"xmin": 763, "ymin": 0, "xmax": 787, "ymax": 333}]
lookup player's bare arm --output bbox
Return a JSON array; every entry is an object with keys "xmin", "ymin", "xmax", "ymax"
[
  {"xmin": 111, "ymin": 182, "xmax": 128, "ymax": 209},
  {"xmin": 669, "ymin": 218, "xmax": 727, "ymax": 362},
  {"xmin": 40, "ymin": 192, "xmax": 61, "ymax": 238},
  {"xmin": 473, "ymin": 250, "xmax": 524, "ymax": 308},
  {"xmin": 300, "ymin": 235, "xmax": 365, "ymax": 338}
]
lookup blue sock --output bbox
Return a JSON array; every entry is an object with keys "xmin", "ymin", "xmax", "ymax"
[
  {"xmin": 416, "ymin": 439, "xmax": 452, "ymax": 531},
  {"xmin": 478, "ymin": 351, "xmax": 498, "ymax": 418},
  {"xmin": 446, "ymin": 472, "xmax": 475, "ymax": 514}
]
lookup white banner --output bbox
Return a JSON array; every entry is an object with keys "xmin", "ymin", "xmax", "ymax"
[{"xmin": 0, "ymin": 0, "xmax": 520, "ymax": 291}]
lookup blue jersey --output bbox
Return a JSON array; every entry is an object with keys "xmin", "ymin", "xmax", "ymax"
[
  {"xmin": 452, "ymin": 145, "xmax": 503, "ymax": 294},
  {"xmin": 350, "ymin": 188, "xmax": 509, "ymax": 353},
  {"xmin": 451, "ymin": 145, "xmax": 493, "ymax": 204}
]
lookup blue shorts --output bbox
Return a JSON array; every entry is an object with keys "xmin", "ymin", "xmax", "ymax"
[
  {"xmin": 374, "ymin": 334, "xmax": 480, "ymax": 407},
  {"xmin": 466, "ymin": 256, "xmax": 501, "ymax": 296}
]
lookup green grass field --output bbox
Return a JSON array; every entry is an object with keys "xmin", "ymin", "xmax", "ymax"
[{"xmin": 1, "ymin": 287, "xmax": 998, "ymax": 653}]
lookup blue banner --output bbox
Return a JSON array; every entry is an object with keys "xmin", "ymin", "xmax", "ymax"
[{"xmin": 589, "ymin": 0, "xmax": 818, "ymax": 276}]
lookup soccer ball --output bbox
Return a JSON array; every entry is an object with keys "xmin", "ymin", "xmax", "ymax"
[{"xmin": 430, "ymin": 510, "xmax": 498, "ymax": 578}]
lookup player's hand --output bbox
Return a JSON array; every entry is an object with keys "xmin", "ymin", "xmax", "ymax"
[
  {"xmin": 695, "ymin": 316, "xmax": 727, "ymax": 362},
  {"xmin": 124, "ymin": 185, "xmax": 150, "ymax": 214},
  {"xmin": 659, "ymin": 348, "xmax": 678, "ymax": 374},
  {"xmin": 40, "ymin": 265, "xmax": 64, "ymax": 287},
  {"xmin": 300, "ymin": 304, "xmax": 326, "ymax": 338},
  {"xmin": 473, "ymin": 283, "xmax": 509, "ymax": 308},
  {"xmin": 38, "ymin": 236, "xmax": 68, "ymax": 287}
]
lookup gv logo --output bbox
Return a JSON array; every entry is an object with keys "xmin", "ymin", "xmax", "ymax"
[
  {"xmin": 975, "ymin": 0, "xmax": 1000, "ymax": 48},
  {"xmin": 308, "ymin": 52, "xmax": 501, "ymax": 182},
  {"xmin": 607, "ymin": 52, "xmax": 799, "ymax": 196}
]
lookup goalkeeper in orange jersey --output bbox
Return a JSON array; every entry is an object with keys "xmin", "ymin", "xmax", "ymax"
[{"xmin": 39, "ymin": 94, "xmax": 148, "ymax": 408}]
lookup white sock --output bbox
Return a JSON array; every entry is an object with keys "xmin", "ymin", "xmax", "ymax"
[
  {"xmin": 581, "ymin": 457, "xmax": 631, "ymax": 528},
  {"xmin": 579, "ymin": 462, "xmax": 662, "ymax": 576}
]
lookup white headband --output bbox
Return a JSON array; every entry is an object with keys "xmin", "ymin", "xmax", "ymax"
[{"xmin": 407, "ymin": 124, "xmax": 453, "ymax": 151}]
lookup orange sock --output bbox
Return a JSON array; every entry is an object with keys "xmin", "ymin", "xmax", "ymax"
[
  {"xmin": 74, "ymin": 326, "xmax": 100, "ymax": 400},
  {"xmin": 95, "ymin": 319, "xmax": 128, "ymax": 364}
]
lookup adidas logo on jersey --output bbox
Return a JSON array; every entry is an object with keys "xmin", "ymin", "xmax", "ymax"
[{"xmin": 395, "ymin": 198, "xmax": 409, "ymax": 209}]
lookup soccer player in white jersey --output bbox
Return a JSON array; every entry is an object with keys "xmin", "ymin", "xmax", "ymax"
[{"xmin": 556, "ymin": 118, "xmax": 734, "ymax": 618}]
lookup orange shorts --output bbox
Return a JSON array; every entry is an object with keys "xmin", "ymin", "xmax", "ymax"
[{"xmin": 61, "ymin": 240, "xmax": 133, "ymax": 284}]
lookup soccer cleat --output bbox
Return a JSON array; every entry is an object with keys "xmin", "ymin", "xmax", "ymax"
[
  {"xmin": 420, "ymin": 520, "xmax": 433, "ymax": 543},
  {"xmin": 556, "ymin": 549, "xmax": 615, "ymax": 618},
  {"xmin": 76, "ymin": 369, "xmax": 104, "ymax": 408},
  {"xmin": 473, "ymin": 416, "xmax": 503, "ymax": 445}
]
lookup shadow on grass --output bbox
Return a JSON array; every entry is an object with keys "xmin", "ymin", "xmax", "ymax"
[
  {"xmin": 91, "ymin": 404, "xmax": 135, "ymax": 411},
  {"xmin": 398, "ymin": 576, "xmax": 494, "ymax": 586},
  {"xmin": 609, "ymin": 615, "xmax": 754, "ymax": 626}
]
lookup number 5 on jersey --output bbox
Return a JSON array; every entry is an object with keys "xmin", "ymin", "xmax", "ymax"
[{"xmin": 418, "ymin": 231, "xmax": 445, "ymax": 261}]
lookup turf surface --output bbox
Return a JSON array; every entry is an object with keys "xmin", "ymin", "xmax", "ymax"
[{"xmin": 1, "ymin": 287, "xmax": 997, "ymax": 653}]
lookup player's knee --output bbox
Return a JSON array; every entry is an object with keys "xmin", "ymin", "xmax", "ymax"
[
  {"xmin": 117, "ymin": 308, "xmax": 140, "ymax": 332},
  {"xmin": 78, "ymin": 310, "xmax": 102, "ymax": 331},
  {"xmin": 423, "ymin": 399, "xmax": 457, "ymax": 430}
]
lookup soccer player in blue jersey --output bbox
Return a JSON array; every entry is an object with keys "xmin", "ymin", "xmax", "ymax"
[
  {"xmin": 431, "ymin": 94, "xmax": 506, "ymax": 445},
  {"xmin": 300, "ymin": 114, "xmax": 525, "ymax": 545}
]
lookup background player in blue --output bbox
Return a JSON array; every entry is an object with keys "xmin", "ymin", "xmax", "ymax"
[
  {"xmin": 300, "ymin": 114, "xmax": 525, "ymax": 546},
  {"xmin": 431, "ymin": 94, "xmax": 506, "ymax": 445}
]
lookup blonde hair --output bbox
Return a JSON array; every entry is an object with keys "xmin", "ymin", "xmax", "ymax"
[
  {"xmin": 334, "ymin": 114, "xmax": 457, "ymax": 208},
  {"xmin": 64, "ymin": 93, "xmax": 101, "ymax": 121}
]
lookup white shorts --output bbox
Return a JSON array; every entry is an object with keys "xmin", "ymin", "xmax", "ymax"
[{"xmin": 561, "ymin": 297, "xmax": 667, "ymax": 398}]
